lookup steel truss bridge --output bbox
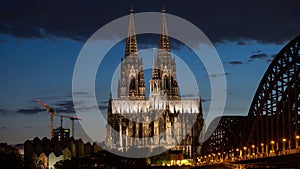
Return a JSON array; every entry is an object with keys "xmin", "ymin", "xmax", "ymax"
[{"xmin": 200, "ymin": 36, "xmax": 300, "ymax": 163}]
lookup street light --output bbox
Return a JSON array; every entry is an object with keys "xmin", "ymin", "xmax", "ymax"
[
  {"xmin": 282, "ymin": 138, "xmax": 287, "ymax": 150},
  {"xmin": 217, "ymin": 152, "xmax": 221, "ymax": 161},
  {"xmin": 261, "ymin": 143, "xmax": 264, "ymax": 154},
  {"xmin": 251, "ymin": 145, "xmax": 255, "ymax": 156},
  {"xmin": 270, "ymin": 140, "xmax": 275, "ymax": 154},
  {"xmin": 235, "ymin": 148, "xmax": 240, "ymax": 159},
  {"xmin": 243, "ymin": 147, "xmax": 247, "ymax": 159},
  {"xmin": 296, "ymin": 135, "xmax": 300, "ymax": 148}
]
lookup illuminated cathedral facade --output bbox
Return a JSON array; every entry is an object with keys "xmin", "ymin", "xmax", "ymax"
[{"xmin": 105, "ymin": 8, "xmax": 204, "ymax": 158}]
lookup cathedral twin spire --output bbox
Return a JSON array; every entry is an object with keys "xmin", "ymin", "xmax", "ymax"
[{"xmin": 119, "ymin": 7, "xmax": 178, "ymax": 100}]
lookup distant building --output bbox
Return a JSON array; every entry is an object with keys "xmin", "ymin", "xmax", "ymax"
[
  {"xmin": 24, "ymin": 137, "xmax": 100, "ymax": 168},
  {"xmin": 201, "ymin": 116, "xmax": 247, "ymax": 155},
  {"xmin": 105, "ymin": 7, "xmax": 205, "ymax": 159},
  {"xmin": 53, "ymin": 127, "xmax": 70, "ymax": 141}
]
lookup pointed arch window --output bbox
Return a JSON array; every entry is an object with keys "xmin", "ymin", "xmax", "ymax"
[
  {"xmin": 164, "ymin": 75, "xmax": 169, "ymax": 89},
  {"xmin": 130, "ymin": 76, "xmax": 135, "ymax": 90}
]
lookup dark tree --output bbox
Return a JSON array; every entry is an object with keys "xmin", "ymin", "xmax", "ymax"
[{"xmin": 0, "ymin": 143, "xmax": 23, "ymax": 169}]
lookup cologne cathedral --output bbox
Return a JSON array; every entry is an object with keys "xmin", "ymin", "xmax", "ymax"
[{"xmin": 105, "ymin": 8, "xmax": 205, "ymax": 158}]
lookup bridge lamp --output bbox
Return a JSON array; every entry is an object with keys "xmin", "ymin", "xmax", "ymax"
[
  {"xmin": 251, "ymin": 145, "xmax": 255, "ymax": 156},
  {"xmin": 296, "ymin": 135, "xmax": 300, "ymax": 139},
  {"xmin": 260, "ymin": 143, "xmax": 264, "ymax": 154},
  {"xmin": 243, "ymin": 147, "xmax": 247, "ymax": 155},
  {"xmin": 236, "ymin": 148, "xmax": 239, "ymax": 152},
  {"xmin": 270, "ymin": 140, "xmax": 275, "ymax": 154},
  {"xmin": 282, "ymin": 138, "xmax": 287, "ymax": 142}
]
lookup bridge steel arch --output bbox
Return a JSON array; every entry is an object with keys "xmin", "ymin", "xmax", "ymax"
[{"xmin": 244, "ymin": 36, "xmax": 300, "ymax": 154}]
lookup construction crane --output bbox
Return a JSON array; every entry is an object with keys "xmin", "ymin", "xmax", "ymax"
[
  {"xmin": 37, "ymin": 99, "xmax": 56, "ymax": 139},
  {"xmin": 54, "ymin": 114, "xmax": 81, "ymax": 138},
  {"xmin": 37, "ymin": 99, "xmax": 81, "ymax": 139}
]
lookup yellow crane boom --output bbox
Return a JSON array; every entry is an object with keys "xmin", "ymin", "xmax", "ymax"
[{"xmin": 37, "ymin": 99, "xmax": 56, "ymax": 139}]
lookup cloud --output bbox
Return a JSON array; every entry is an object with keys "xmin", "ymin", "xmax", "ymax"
[
  {"xmin": 17, "ymin": 107, "xmax": 45, "ymax": 114},
  {"xmin": 99, "ymin": 105, "xmax": 108, "ymax": 110},
  {"xmin": 98, "ymin": 100, "xmax": 109, "ymax": 110},
  {"xmin": 201, "ymin": 98, "xmax": 211, "ymax": 103},
  {"xmin": 271, "ymin": 54, "xmax": 277, "ymax": 58},
  {"xmin": 55, "ymin": 100, "xmax": 75, "ymax": 114},
  {"xmin": 252, "ymin": 49, "xmax": 263, "ymax": 54},
  {"xmin": 0, "ymin": 126, "xmax": 7, "ymax": 129},
  {"xmin": 18, "ymin": 99, "xmax": 76, "ymax": 115},
  {"xmin": 236, "ymin": 41, "xmax": 246, "ymax": 46},
  {"xmin": 224, "ymin": 89, "xmax": 235, "ymax": 96},
  {"xmin": 60, "ymin": 100, "xmax": 109, "ymax": 112},
  {"xmin": 248, "ymin": 53, "xmax": 269, "ymax": 62},
  {"xmin": 181, "ymin": 94, "xmax": 199, "ymax": 98},
  {"xmin": 24, "ymin": 126, "xmax": 35, "ymax": 129},
  {"xmin": 236, "ymin": 41, "xmax": 246, "ymax": 45},
  {"xmin": 209, "ymin": 73, "xmax": 229, "ymax": 78},
  {"xmin": 0, "ymin": 109, "xmax": 6, "ymax": 114},
  {"xmin": 228, "ymin": 61, "xmax": 244, "ymax": 65},
  {"xmin": 0, "ymin": 0, "xmax": 299, "ymax": 44},
  {"xmin": 72, "ymin": 91, "xmax": 91, "ymax": 95},
  {"xmin": 99, "ymin": 100, "xmax": 109, "ymax": 104}
]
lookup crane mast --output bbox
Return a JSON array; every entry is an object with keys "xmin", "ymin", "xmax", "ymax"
[{"xmin": 54, "ymin": 114, "xmax": 81, "ymax": 138}]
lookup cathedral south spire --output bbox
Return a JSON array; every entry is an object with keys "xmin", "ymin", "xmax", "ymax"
[
  {"xmin": 124, "ymin": 6, "xmax": 138, "ymax": 58},
  {"xmin": 151, "ymin": 7, "xmax": 179, "ymax": 100}
]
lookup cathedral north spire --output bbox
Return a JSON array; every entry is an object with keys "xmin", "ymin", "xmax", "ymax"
[{"xmin": 124, "ymin": 6, "xmax": 138, "ymax": 58}]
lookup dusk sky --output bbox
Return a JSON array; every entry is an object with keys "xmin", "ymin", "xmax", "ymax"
[{"xmin": 0, "ymin": 0, "xmax": 299, "ymax": 144}]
